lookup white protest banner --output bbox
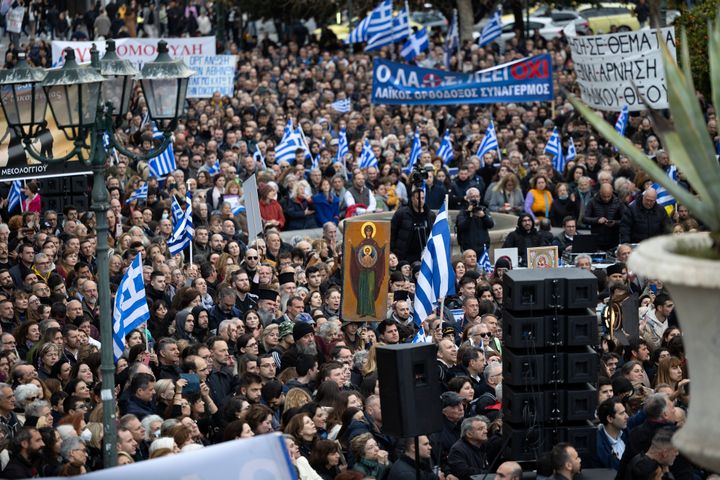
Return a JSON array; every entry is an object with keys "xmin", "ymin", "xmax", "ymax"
[
  {"xmin": 6, "ymin": 7, "xmax": 24, "ymax": 33},
  {"xmin": 50, "ymin": 37, "xmax": 216, "ymax": 68},
  {"xmin": 566, "ymin": 27, "xmax": 676, "ymax": 111},
  {"xmin": 63, "ymin": 433, "xmax": 295, "ymax": 480},
  {"xmin": 187, "ymin": 55, "xmax": 237, "ymax": 98}
]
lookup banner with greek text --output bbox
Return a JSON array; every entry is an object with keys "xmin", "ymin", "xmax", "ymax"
[
  {"xmin": 50, "ymin": 37, "xmax": 216, "ymax": 68},
  {"xmin": 567, "ymin": 27, "xmax": 676, "ymax": 111},
  {"xmin": 186, "ymin": 55, "xmax": 237, "ymax": 98},
  {"xmin": 371, "ymin": 55, "xmax": 553, "ymax": 105}
]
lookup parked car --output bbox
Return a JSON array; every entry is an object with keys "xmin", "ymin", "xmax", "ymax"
[
  {"xmin": 577, "ymin": 3, "xmax": 640, "ymax": 33},
  {"xmin": 410, "ymin": 7, "xmax": 448, "ymax": 32},
  {"xmin": 473, "ymin": 15, "xmax": 588, "ymax": 44}
]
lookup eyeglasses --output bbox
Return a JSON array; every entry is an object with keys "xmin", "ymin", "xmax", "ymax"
[
  {"xmin": 246, "ymin": 256, "xmax": 258, "ymax": 260},
  {"xmin": 473, "ymin": 332, "xmax": 491, "ymax": 338}
]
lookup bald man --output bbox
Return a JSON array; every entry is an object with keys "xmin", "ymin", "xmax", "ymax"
[
  {"xmin": 584, "ymin": 183, "xmax": 624, "ymax": 251},
  {"xmin": 620, "ymin": 186, "xmax": 672, "ymax": 244},
  {"xmin": 495, "ymin": 461, "xmax": 522, "ymax": 480}
]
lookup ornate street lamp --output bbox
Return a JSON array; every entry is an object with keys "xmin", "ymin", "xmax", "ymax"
[{"xmin": 0, "ymin": 42, "xmax": 192, "ymax": 468}]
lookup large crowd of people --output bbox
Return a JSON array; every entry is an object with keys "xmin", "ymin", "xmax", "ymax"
[{"xmin": 0, "ymin": 1, "xmax": 709, "ymax": 479}]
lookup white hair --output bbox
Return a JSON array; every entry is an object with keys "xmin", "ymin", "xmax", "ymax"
[{"xmin": 149, "ymin": 436, "xmax": 176, "ymax": 455}]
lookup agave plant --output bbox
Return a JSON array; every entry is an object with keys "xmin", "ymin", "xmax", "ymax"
[{"xmin": 569, "ymin": 17, "xmax": 720, "ymax": 251}]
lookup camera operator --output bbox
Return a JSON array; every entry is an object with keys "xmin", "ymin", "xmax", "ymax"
[
  {"xmin": 456, "ymin": 187, "xmax": 494, "ymax": 257},
  {"xmin": 391, "ymin": 167, "xmax": 436, "ymax": 263}
]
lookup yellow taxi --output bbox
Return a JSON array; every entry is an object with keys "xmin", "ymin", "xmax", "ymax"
[
  {"xmin": 314, "ymin": 14, "xmax": 422, "ymax": 42},
  {"xmin": 577, "ymin": 3, "xmax": 640, "ymax": 33}
]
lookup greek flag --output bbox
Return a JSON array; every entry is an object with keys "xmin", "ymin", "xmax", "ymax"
[
  {"xmin": 253, "ymin": 146, "xmax": 265, "ymax": 166},
  {"xmin": 476, "ymin": 121, "xmax": 498, "ymax": 167},
  {"xmin": 112, "ymin": 253, "xmax": 151, "ymax": 361},
  {"xmin": 347, "ymin": 14, "xmax": 371, "ymax": 44},
  {"xmin": 545, "ymin": 127, "xmax": 565, "ymax": 173},
  {"xmin": 400, "ymin": 27, "xmax": 429, "ymax": 62},
  {"xmin": 566, "ymin": 137, "xmax": 577, "ymax": 162},
  {"xmin": 336, "ymin": 128, "xmax": 349, "ymax": 164},
  {"xmin": 652, "ymin": 165, "xmax": 679, "ymax": 213},
  {"xmin": 330, "ymin": 98, "xmax": 351, "ymax": 113},
  {"xmin": 614, "ymin": 104, "xmax": 629, "ymax": 136},
  {"xmin": 7, "ymin": 180, "xmax": 22, "ymax": 213},
  {"xmin": 365, "ymin": 0, "xmax": 395, "ymax": 51},
  {"xmin": 444, "ymin": 10, "xmax": 459, "ymax": 68},
  {"xmin": 148, "ymin": 143, "xmax": 176, "ymax": 178},
  {"xmin": 358, "ymin": 138, "xmax": 378, "ymax": 169},
  {"xmin": 478, "ymin": 246, "xmax": 493, "ymax": 273},
  {"xmin": 478, "ymin": 10, "xmax": 502, "ymax": 47},
  {"xmin": 151, "ymin": 121, "xmax": 164, "ymax": 140},
  {"xmin": 207, "ymin": 160, "xmax": 220, "ymax": 175},
  {"xmin": 405, "ymin": 128, "xmax": 422, "ymax": 174},
  {"xmin": 391, "ymin": 6, "xmax": 410, "ymax": 43},
  {"xmin": 275, "ymin": 119, "xmax": 303, "ymax": 164},
  {"xmin": 436, "ymin": 130, "xmax": 453, "ymax": 164},
  {"xmin": 168, "ymin": 195, "xmax": 194, "ymax": 256},
  {"xmin": 125, "ymin": 183, "xmax": 148, "ymax": 204},
  {"xmin": 413, "ymin": 199, "xmax": 456, "ymax": 342},
  {"xmin": 296, "ymin": 126, "xmax": 313, "ymax": 161},
  {"xmin": 171, "ymin": 194, "xmax": 184, "ymax": 224}
]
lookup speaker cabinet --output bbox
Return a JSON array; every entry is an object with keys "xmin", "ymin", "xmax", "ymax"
[
  {"xmin": 503, "ymin": 269, "xmax": 598, "ymax": 311},
  {"xmin": 376, "ymin": 344, "xmax": 443, "ymax": 437},
  {"xmin": 503, "ymin": 422, "xmax": 597, "ymax": 462},
  {"xmin": 503, "ymin": 385, "xmax": 597, "ymax": 423},
  {"xmin": 503, "ymin": 310, "xmax": 597, "ymax": 349}
]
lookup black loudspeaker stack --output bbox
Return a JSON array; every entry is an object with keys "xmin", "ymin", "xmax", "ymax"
[
  {"xmin": 39, "ymin": 176, "xmax": 90, "ymax": 214},
  {"xmin": 376, "ymin": 343, "xmax": 443, "ymax": 438},
  {"xmin": 501, "ymin": 268, "xmax": 599, "ymax": 463}
]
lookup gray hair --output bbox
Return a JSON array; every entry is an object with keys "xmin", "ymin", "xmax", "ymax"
[
  {"xmin": 14, "ymin": 384, "xmax": 41, "ymax": 408},
  {"xmin": 353, "ymin": 351, "xmax": 369, "ymax": 371},
  {"xmin": 574, "ymin": 254, "xmax": 592, "ymax": 267},
  {"xmin": 460, "ymin": 415, "xmax": 489, "ymax": 438},
  {"xmin": 24, "ymin": 399, "xmax": 50, "ymax": 418},
  {"xmin": 141, "ymin": 414, "xmax": 164, "ymax": 441},
  {"xmin": 317, "ymin": 319, "xmax": 340, "ymax": 341},
  {"xmin": 218, "ymin": 319, "xmax": 234, "ymax": 336},
  {"xmin": 644, "ymin": 393, "xmax": 671, "ymax": 420},
  {"xmin": 0, "ymin": 383, "xmax": 11, "ymax": 398},
  {"xmin": 56, "ymin": 425, "xmax": 79, "ymax": 440},
  {"xmin": 149, "ymin": 436, "xmax": 175, "ymax": 455},
  {"xmin": 60, "ymin": 437, "xmax": 85, "ymax": 461},
  {"xmin": 484, "ymin": 362, "xmax": 502, "ymax": 382}
]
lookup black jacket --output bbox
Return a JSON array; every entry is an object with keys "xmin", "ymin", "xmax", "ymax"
[
  {"xmin": 501, "ymin": 215, "xmax": 547, "ymax": 266},
  {"xmin": 429, "ymin": 416, "xmax": 462, "ymax": 471},
  {"xmin": 583, "ymin": 193, "xmax": 625, "ymax": 250},
  {"xmin": 456, "ymin": 208, "xmax": 494, "ymax": 255},
  {"xmin": 206, "ymin": 367, "xmax": 236, "ymax": 408},
  {"xmin": 619, "ymin": 201, "xmax": 672, "ymax": 244},
  {"xmin": 386, "ymin": 454, "xmax": 439, "ymax": 480},
  {"xmin": 390, "ymin": 205, "xmax": 436, "ymax": 263},
  {"xmin": 447, "ymin": 437, "xmax": 488, "ymax": 480},
  {"xmin": 2, "ymin": 454, "xmax": 36, "ymax": 479}
]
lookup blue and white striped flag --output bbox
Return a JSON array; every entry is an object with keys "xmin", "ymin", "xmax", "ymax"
[
  {"xmin": 652, "ymin": 165, "xmax": 679, "ymax": 214},
  {"xmin": 125, "ymin": 183, "xmax": 148, "ymax": 204},
  {"xmin": 478, "ymin": 10, "xmax": 502, "ymax": 47},
  {"xmin": 476, "ymin": 121, "xmax": 498, "ymax": 167},
  {"xmin": 112, "ymin": 253, "xmax": 151, "ymax": 361},
  {"xmin": 436, "ymin": 130, "xmax": 453, "ymax": 164},
  {"xmin": 391, "ymin": 6, "xmax": 410, "ymax": 42},
  {"xmin": 336, "ymin": 128, "xmax": 349, "ymax": 164},
  {"xmin": 479, "ymin": 246, "xmax": 493, "ymax": 273},
  {"xmin": 171, "ymin": 194, "xmax": 184, "ymax": 225},
  {"xmin": 412, "ymin": 199, "xmax": 456, "ymax": 342},
  {"xmin": 358, "ymin": 138, "xmax": 378, "ymax": 169},
  {"xmin": 151, "ymin": 121, "xmax": 164, "ymax": 140},
  {"xmin": 148, "ymin": 143, "xmax": 176, "ymax": 178},
  {"xmin": 347, "ymin": 14, "xmax": 371, "ymax": 44},
  {"xmin": 253, "ymin": 146, "xmax": 265, "ymax": 166},
  {"xmin": 365, "ymin": 0, "xmax": 396, "ymax": 51},
  {"xmin": 405, "ymin": 128, "xmax": 422, "ymax": 174},
  {"xmin": 7, "ymin": 180, "xmax": 22, "ymax": 213},
  {"xmin": 168, "ymin": 195, "xmax": 194, "ymax": 256},
  {"xmin": 614, "ymin": 104, "xmax": 629, "ymax": 136},
  {"xmin": 296, "ymin": 126, "xmax": 313, "ymax": 161},
  {"xmin": 566, "ymin": 137, "xmax": 577, "ymax": 162},
  {"xmin": 400, "ymin": 27, "xmax": 429, "ymax": 62},
  {"xmin": 330, "ymin": 98, "xmax": 351, "ymax": 113},
  {"xmin": 275, "ymin": 119, "xmax": 303, "ymax": 164},
  {"xmin": 444, "ymin": 10, "xmax": 459, "ymax": 69},
  {"xmin": 207, "ymin": 160, "xmax": 221, "ymax": 175},
  {"xmin": 545, "ymin": 127, "xmax": 565, "ymax": 173}
]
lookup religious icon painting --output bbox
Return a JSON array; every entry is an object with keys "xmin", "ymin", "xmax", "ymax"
[
  {"xmin": 527, "ymin": 245, "xmax": 559, "ymax": 269},
  {"xmin": 342, "ymin": 220, "xmax": 390, "ymax": 322}
]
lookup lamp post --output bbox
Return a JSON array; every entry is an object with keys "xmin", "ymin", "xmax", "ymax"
[{"xmin": 0, "ymin": 40, "xmax": 192, "ymax": 468}]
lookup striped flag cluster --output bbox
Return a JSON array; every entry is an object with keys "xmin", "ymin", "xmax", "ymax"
[
  {"xmin": 478, "ymin": 10, "xmax": 503, "ymax": 47},
  {"xmin": 148, "ymin": 143, "xmax": 176, "ymax": 178},
  {"xmin": 330, "ymin": 98, "xmax": 351, "ymax": 113},
  {"xmin": 412, "ymin": 200, "xmax": 456, "ymax": 342},
  {"xmin": 476, "ymin": 121, "xmax": 499, "ymax": 167},
  {"xmin": 358, "ymin": 138, "xmax": 378, "ymax": 169},
  {"xmin": 336, "ymin": 128, "xmax": 349, "ymax": 164},
  {"xmin": 168, "ymin": 195, "xmax": 194, "ymax": 256},
  {"xmin": 444, "ymin": 10, "xmax": 459, "ymax": 68},
  {"xmin": 436, "ymin": 130, "xmax": 453, "ymax": 164},
  {"xmin": 275, "ymin": 119, "xmax": 306, "ymax": 164},
  {"xmin": 400, "ymin": 27, "xmax": 429, "ymax": 61},
  {"xmin": 404, "ymin": 128, "xmax": 422, "ymax": 174},
  {"xmin": 7, "ymin": 180, "xmax": 22, "ymax": 213},
  {"xmin": 566, "ymin": 137, "xmax": 577, "ymax": 162},
  {"xmin": 125, "ymin": 183, "xmax": 148, "ymax": 204},
  {"xmin": 112, "ymin": 253, "xmax": 151, "ymax": 361},
  {"xmin": 545, "ymin": 127, "xmax": 565, "ymax": 173},
  {"xmin": 347, "ymin": 1, "xmax": 411, "ymax": 52}
]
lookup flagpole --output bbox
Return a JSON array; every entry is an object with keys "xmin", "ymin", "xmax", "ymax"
[
  {"xmin": 405, "ymin": 0, "xmax": 412, "ymax": 37},
  {"xmin": 189, "ymin": 242, "xmax": 193, "ymax": 266},
  {"xmin": 453, "ymin": 9, "xmax": 460, "ymax": 71}
]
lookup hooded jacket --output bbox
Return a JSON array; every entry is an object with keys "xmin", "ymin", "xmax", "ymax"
[{"xmin": 501, "ymin": 214, "xmax": 547, "ymax": 266}]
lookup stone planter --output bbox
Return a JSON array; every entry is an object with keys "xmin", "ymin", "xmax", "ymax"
[{"xmin": 627, "ymin": 232, "xmax": 720, "ymax": 473}]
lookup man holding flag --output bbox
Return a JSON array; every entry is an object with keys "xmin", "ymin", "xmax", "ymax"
[{"xmin": 113, "ymin": 253, "xmax": 151, "ymax": 361}]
